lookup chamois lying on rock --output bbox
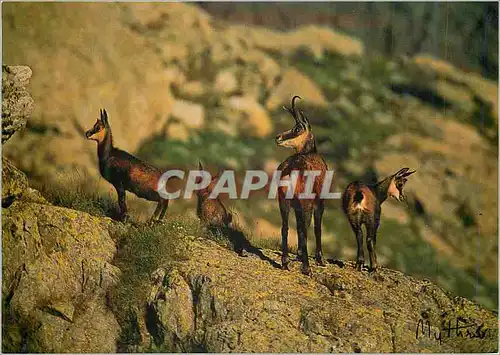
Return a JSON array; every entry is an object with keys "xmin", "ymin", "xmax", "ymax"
[
  {"xmin": 342, "ymin": 167, "xmax": 416, "ymax": 271},
  {"xmin": 275, "ymin": 96, "xmax": 328, "ymax": 275},
  {"xmin": 196, "ymin": 161, "xmax": 253, "ymax": 256},
  {"xmin": 85, "ymin": 109, "xmax": 169, "ymax": 222},
  {"xmin": 195, "ymin": 161, "xmax": 233, "ymax": 229}
]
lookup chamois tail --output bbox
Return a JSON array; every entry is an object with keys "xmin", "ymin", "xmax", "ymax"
[{"xmin": 353, "ymin": 190, "xmax": 364, "ymax": 204}]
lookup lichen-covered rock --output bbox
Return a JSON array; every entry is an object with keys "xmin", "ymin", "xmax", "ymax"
[
  {"xmin": 146, "ymin": 268, "xmax": 195, "ymax": 350},
  {"xmin": 2, "ymin": 157, "xmax": 28, "ymax": 207},
  {"xmin": 2, "ymin": 191, "xmax": 497, "ymax": 353},
  {"xmin": 132, "ymin": 238, "xmax": 498, "ymax": 353},
  {"xmin": 2, "ymin": 65, "xmax": 35, "ymax": 144},
  {"xmin": 2, "ymin": 201, "xmax": 120, "ymax": 353}
]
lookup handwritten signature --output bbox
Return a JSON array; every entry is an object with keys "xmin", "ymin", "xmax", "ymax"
[{"xmin": 415, "ymin": 317, "xmax": 489, "ymax": 345}]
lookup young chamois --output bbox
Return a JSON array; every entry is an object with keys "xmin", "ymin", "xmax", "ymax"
[
  {"xmin": 342, "ymin": 168, "xmax": 416, "ymax": 271},
  {"xmin": 196, "ymin": 161, "xmax": 252, "ymax": 257},
  {"xmin": 275, "ymin": 96, "xmax": 328, "ymax": 275},
  {"xmin": 85, "ymin": 109, "xmax": 170, "ymax": 222},
  {"xmin": 195, "ymin": 161, "xmax": 233, "ymax": 229}
]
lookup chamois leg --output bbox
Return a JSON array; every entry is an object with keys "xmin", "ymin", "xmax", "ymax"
[
  {"xmin": 296, "ymin": 235, "xmax": 304, "ymax": 261},
  {"xmin": 115, "ymin": 185, "xmax": 129, "ymax": 222},
  {"xmin": 279, "ymin": 199, "xmax": 290, "ymax": 270},
  {"xmin": 158, "ymin": 199, "xmax": 169, "ymax": 221},
  {"xmin": 313, "ymin": 200, "xmax": 325, "ymax": 266},
  {"xmin": 366, "ymin": 227, "xmax": 378, "ymax": 271},
  {"xmin": 367, "ymin": 217, "xmax": 380, "ymax": 271},
  {"xmin": 350, "ymin": 221, "xmax": 364, "ymax": 271},
  {"xmin": 295, "ymin": 207, "xmax": 312, "ymax": 275},
  {"xmin": 149, "ymin": 202, "xmax": 162, "ymax": 223}
]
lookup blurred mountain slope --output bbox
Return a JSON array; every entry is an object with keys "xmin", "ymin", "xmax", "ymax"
[{"xmin": 199, "ymin": 2, "xmax": 498, "ymax": 80}]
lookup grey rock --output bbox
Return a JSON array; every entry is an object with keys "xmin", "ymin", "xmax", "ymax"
[{"xmin": 2, "ymin": 66, "xmax": 35, "ymax": 144}]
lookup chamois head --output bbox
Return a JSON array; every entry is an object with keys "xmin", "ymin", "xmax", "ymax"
[
  {"xmin": 387, "ymin": 168, "xmax": 416, "ymax": 201},
  {"xmin": 195, "ymin": 161, "xmax": 220, "ymax": 198},
  {"xmin": 275, "ymin": 96, "xmax": 316, "ymax": 153},
  {"xmin": 85, "ymin": 109, "xmax": 110, "ymax": 142}
]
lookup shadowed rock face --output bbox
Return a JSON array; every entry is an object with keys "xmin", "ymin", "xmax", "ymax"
[
  {"xmin": 2, "ymin": 65, "xmax": 35, "ymax": 144},
  {"xmin": 2, "ymin": 157, "xmax": 28, "ymax": 208}
]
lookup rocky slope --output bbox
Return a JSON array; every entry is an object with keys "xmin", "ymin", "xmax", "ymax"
[
  {"xmin": 2, "ymin": 178, "xmax": 498, "ymax": 352},
  {"xmin": 2, "ymin": 94, "xmax": 497, "ymax": 353},
  {"xmin": 1, "ymin": 80, "xmax": 498, "ymax": 351},
  {"xmin": 200, "ymin": 3, "xmax": 499, "ymax": 80},
  {"xmin": 2, "ymin": 2, "xmax": 498, "ymax": 310}
]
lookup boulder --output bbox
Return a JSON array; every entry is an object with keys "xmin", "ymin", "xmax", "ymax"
[
  {"xmin": 412, "ymin": 54, "xmax": 498, "ymax": 120},
  {"xmin": 2, "ymin": 65, "xmax": 35, "ymax": 144},
  {"xmin": 2, "ymin": 201, "xmax": 120, "ymax": 353},
  {"xmin": 266, "ymin": 68, "xmax": 328, "ymax": 111},
  {"xmin": 146, "ymin": 268, "xmax": 195, "ymax": 350},
  {"xmin": 226, "ymin": 96, "xmax": 273, "ymax": 138},
  {"xmin": 2, "ymin": 157, "xmax": 28, "ymax": 207},
  {"xmin": 171, "ymin": 99, "xmax": 205, "ymax": 129},
  {"xmin": 214, "ymin": 69, "xmax": 239, "ymax": 95}
]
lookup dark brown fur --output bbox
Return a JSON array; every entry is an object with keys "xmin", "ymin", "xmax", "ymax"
[
  {"xmin": 195, "ymin": 162, "xmax": 233, "ymax": 229},
  {"xmin": 341, "ymin": 168, "xmax": 415, "ymax": 271},
  {"xmin": 275, "ymin": 96, "xmax": 328, "ymax": 275},
  {"xmin": 86, "ymin": 109, "xmax": 170, "ymax": 222}
]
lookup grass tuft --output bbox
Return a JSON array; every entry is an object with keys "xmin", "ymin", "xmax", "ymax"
[{"xmin": 33, "ymin": 171, "xmax": 117, "ymax": 218}]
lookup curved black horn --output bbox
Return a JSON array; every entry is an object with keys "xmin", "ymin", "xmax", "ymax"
[
  {"xmin": 402, "ymin": 169, "xmax": 416, "ymax": 177},
  {"xmin": 283, "ymin": 95, "xmax": 302, "ymax": 123},
  {"xmin": 291, "ymin": 95, "xmax": 301, "ymax": 114},
  {"xmin": 394, "ymin": 167, "xmax": 409, "ymax": 177}
]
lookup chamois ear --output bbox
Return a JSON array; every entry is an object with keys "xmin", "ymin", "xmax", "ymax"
[
  {"xmin": 299, "ymin": 110, "xmax": 311, "ymax": 130},
  {"xmin": 101, "ymin": 109, "xmax": 109, "ymax": 127}
]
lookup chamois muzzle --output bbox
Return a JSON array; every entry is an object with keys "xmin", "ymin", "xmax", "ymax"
[{"xmin": 275, "ymin": 134, "xmax": 284, "ymax": 146}]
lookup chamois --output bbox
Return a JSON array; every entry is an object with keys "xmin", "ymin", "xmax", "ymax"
[
  {"xmin": 196, "ymin": 161, "xmax": 253, "ymax": 257},
  {"xmin": 195, "ymin": 161, "xmax": 233, "ymax": 229},
  {"xmin": 85, "ymin": 109, "xmax": 169, "ymax": 222},
  {"xmin": 275, "ymin": 96, "xmax": 328, "ymax": 275},
  {"xmin": 342, "ymin": 167, "xmax": 416, "ymax": 271}
]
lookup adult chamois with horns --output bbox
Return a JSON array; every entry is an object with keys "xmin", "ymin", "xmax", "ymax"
[
  {"xmin": 342, "ymin": 168, "xmax": 416, "ymax": 271},
  {"xmin": 275, "ymin": 96, "xmax": 328, "ymax": 275},
  {"xmin": 85, "ymin": 109, "xmax": 171, "ymax": 222}
]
